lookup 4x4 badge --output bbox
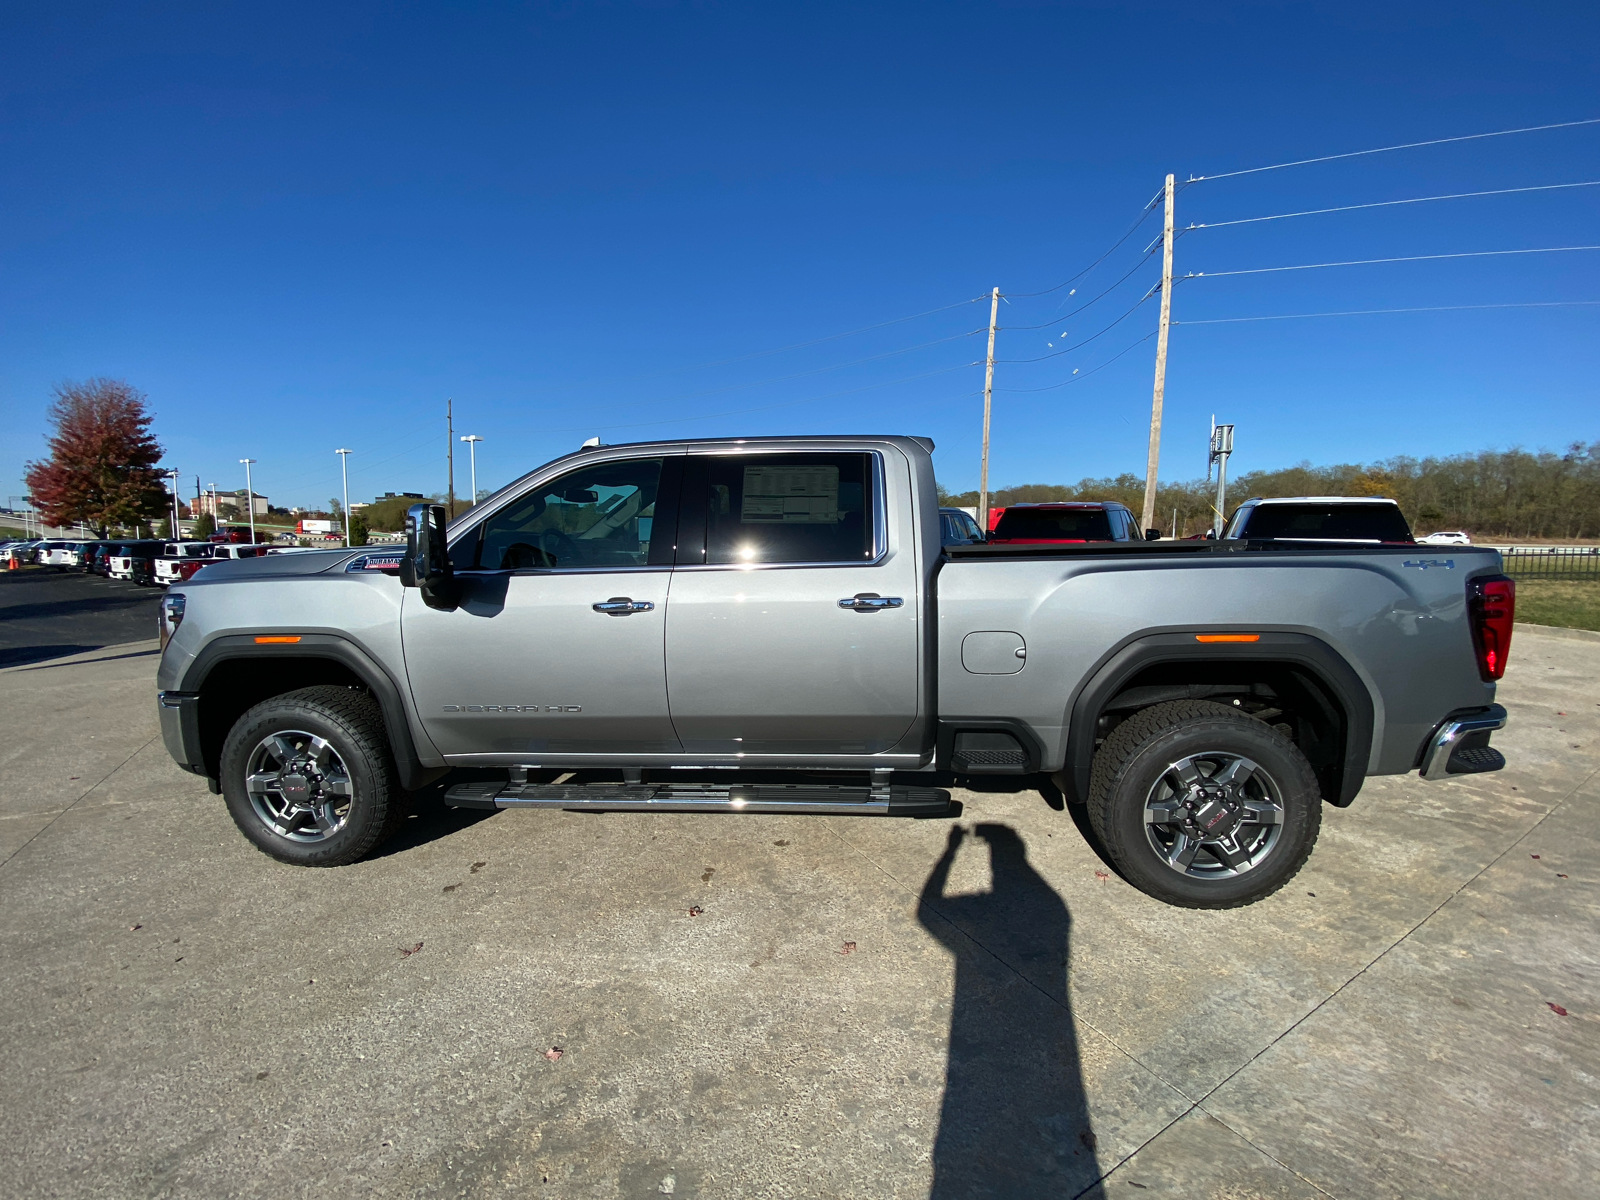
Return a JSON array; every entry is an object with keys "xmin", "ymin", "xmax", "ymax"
[{"xmin": 1402, "ymin": 559, "xmax": 1455, "ymax": 570}]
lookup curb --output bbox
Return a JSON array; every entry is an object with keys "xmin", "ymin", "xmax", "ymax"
[{"xmin": 1514, "ymin": 622, "xmax": 1600, "ymax": 644}]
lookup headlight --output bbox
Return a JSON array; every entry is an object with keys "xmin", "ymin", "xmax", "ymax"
[{"xmin": 159, "ymin": 592, "xmax": 186, "ymax": 651}]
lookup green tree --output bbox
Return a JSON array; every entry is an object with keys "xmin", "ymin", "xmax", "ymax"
[
  {"xmin": 192, "ymin": 511, "xmax": 216, "ymax": 540},
  {"xmin": 348, "ymin": 512, "xmax": 370, "ymax": 546}
]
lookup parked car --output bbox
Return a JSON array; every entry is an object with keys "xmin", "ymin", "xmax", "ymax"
[
  {"xmin": 108, "ymin": 541, "xmax": 165, "ymax": 585},
  {"xmin": 74, "ymin": 540, "xmax": 115, "ymax": 572},
  {"xmin": 1224, "ymin": 497, "xmax": 1415, "ymax": 545},
  {"xmin": 939, "ymin": 507, "xmax": 985, "ymax": 547},
  {"xmin": 89, "ymin": 543, "xmax": 122, "ymax": 574},
  {"xmin": 987, "ymin": 501, "xmax": 1146, "ymax": 544},
  {"xmin": 1419, "ymin": 531, "xmax": 1472, "ymax": 546},
  {"xmin": 158, "ymin": 434, "xmax": 1511, "ymax": 910},
  {"xmin": 155, "ymin": 542, "xmax": 218, "ymax": 586}
]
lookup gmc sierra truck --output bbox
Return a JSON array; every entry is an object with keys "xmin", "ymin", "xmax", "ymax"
[{"xmin": 155, "ymin": 435, "xmax": 1514, "ymax": 908}]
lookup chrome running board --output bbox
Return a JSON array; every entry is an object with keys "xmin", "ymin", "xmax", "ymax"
[{"xmin": 444, "ymin": 780, "xmax": 950, "ymax": 816}]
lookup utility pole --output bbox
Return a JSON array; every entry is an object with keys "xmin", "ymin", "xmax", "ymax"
[
  {"xmin": 336, "ymin": 449, "xmax": 353, "ymax": 547},
  {"xmin": 1208, "ymin": 419, "xmax": 1235, "ymax": 537},
  {"xmin": 1140, "ymin": 173, "xmax": 1177, "ymax": 534},
  {"xmin": 446, "ymin": 399, "xmax": 456, "ymax": 520},
  {"xmin": 239, "ymin": 459, "xmax": 257, "ymax": 544},
  {"xmin": 460, "ymin": 435, "xmax": 483, "ymax": 507},
  {"xmin": 978, "ymin": 286, "xmax": 1001, "ymax": 531}
]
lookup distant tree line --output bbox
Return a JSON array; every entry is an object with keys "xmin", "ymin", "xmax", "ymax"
[{"xmin": 939, "ymin": 442, "xmax": 1600, "ymax": 540}]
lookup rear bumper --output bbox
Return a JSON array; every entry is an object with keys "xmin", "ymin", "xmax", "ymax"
[{"xmin": 1420, "ymin": 704, "xmax": 1508, "ymax": 781}]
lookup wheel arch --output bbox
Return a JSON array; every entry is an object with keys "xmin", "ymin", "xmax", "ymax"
[
  {"xmin": 1061, "ymin": 631, "xmax": 1374, "ymax": 809},
  {"xmin": 176, "ymin": 634, "xmax": 446, "ymax": 791}
]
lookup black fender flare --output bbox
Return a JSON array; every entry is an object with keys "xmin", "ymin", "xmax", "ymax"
[
  {"xmin": 1061, "ymin": 630, "xmax": 1375, "ymax": 808},
  {"xmin": 177, "ymin": 633, "xmax": 446, "ymax": 791}
]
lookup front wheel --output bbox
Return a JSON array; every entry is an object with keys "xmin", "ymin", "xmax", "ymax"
[
  {"xmin": 1087, "ymin": 700, "xmax": 1322, "ymax": 908},
  {"xmin": 220, "ymin": 685, "xmax": 406, "ymax": 866}
]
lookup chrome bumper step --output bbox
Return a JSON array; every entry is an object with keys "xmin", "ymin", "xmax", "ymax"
[{"xmin": 444, "ymin": 780, "xmax": 951, "ymax": 816}]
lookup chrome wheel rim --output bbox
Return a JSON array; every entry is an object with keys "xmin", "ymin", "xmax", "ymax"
[
  {"xmin": 1143, "ymin": 752, "xmax": 1285, "ymax": 879},
  {"xmin": 244, "ymin": 729, "xmax": 354, "ymax": 842}
]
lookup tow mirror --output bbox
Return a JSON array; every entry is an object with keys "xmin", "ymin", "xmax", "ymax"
[
  {"xmin": 1145, "ymin": 528, "xmax": 1162, "ymax": 541},
  {"xmin": 400, "ymin": 503, "xmax": 459, "ymax": 609}
]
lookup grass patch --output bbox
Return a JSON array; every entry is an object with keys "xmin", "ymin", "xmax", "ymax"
[{"xmin": 1511, "ymin": 580, "xmax": 1600, "ymax": 631}]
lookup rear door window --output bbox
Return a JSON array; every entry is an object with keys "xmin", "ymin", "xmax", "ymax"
[
  {"xmin": 681, "ymin": 453, "xmax": 876, "ymax": 565},
  {"xmin": 992, "ymin": 507, "xmax": 1114, "ymax": 541},
  {"xmin": 1240, "ymin": 504, "xmax": 1414, "ymax": 542}
]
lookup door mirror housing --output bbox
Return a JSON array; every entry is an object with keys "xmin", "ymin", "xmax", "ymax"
[
  {"xmin": 1145, "ymin": 527, "xmax": 1162, "ymax": 541},
  {"xmin": 400, "ymin": 503, "xmax": 459, "ymax": 609}
]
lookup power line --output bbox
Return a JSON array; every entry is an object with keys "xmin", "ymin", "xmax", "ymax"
[
  {"xmin": 995, "ymin": 331, "xmax": 1157, "ymax": 392},
  {"xmin": 1177, "ymin": 300, "xmax": 1600, "ymax": 324},
  {"xmin": 618, "ymin": 296, "xmax": 989, "ymax": 379},
  {"xmin": 1193, "ymin": 245, "xmax": 1600, "ymax": 279},
  {"xmin": 994, "ymin": 289, "xmax": 1156, "ymax": 363},
  {"xmin": 1189, "ymin": 116, "xmax": 1600, "ymax": 183},
  {"xmin": 1006, "ymin": 190, "xmax": 1164, "ymax": 299},
  {"xmin": 1189, "ymin": 180, "xmax": 1600, "ymax": 231},
  {"xmin": 1002, "ymin": 250, "xmax": 1159, "ymax": 331},
  {"xmin": 546, "ymin": 365, "xmax": 984, "ymax": 434}
]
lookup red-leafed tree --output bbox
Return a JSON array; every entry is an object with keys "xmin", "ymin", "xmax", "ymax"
[{"xmin": 24, "ymin": 379, "xmax": 169, "ymax": 536}]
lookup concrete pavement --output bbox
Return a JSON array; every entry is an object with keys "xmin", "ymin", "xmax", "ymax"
[{"xmin": 0, "ymin": 632, "xmax": 1594, "ymax": 1198}]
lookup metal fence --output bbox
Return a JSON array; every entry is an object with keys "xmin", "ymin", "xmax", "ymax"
[{"xmin": 1501, "ymin": 549, "xmax": 1600, "ymax": 580}]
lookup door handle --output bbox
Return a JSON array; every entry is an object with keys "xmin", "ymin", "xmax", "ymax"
[
  {"xmin": 593, "ymin": 597, "xmax": 656, "ymax": 615},
  {"xmin": 838, "ymin": 593, "xmax": 904, "ymax": 612}
]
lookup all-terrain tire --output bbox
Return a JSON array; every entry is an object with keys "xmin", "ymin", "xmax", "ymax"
[
  {"xmin": 1086, "ymin": 700, "xmax": 1321, "ymax": 909},
  {"xmin": 220, "ymin": 685, "xmax": 405, "ymax": 867}
]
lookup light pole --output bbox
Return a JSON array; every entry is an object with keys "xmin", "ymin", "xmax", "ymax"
[
  {"xmin": 239, "ymin": 459, "xmax": 257, "ymax": 544},
  {"xmin": 165, "ymin": 470, "xmax": 182, "ymax": 536},
  {"xmin": 335, "ymin": 449, "xmax": 352, "ymax": 547},
  {"xmin": 460, "ymin": 435, "xmax": 483, "ymax": 507}
]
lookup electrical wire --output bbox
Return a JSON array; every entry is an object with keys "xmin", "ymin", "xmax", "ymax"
[
  {"xmin": 993, "ymin": 289, "xmax": 1156, "ymax": 363},
  {"xmin": 994, "ymin": 331, "xmax": 1157, "ymax": 392},
  {"xmin": 1177, "ymin": 300, "xmax": 1600, "ymax": 324},
  {"xmin": 1193, "ymin": 245, "xmax": 1600, "ymax": 279},
  {"xmin": 1005, "ymin": 190, "xmax": 1164, "ymax": 299},
  {"xmin": 1001, "ymin": 250, "xmax": 1159, "ymax": 331},
  {"xmin": 1189, "ymin": 117, "xmax": 1600, "ymax": 183},
  {"xmin": 1188, "ymin": 180, "xmax": 1600, "ymax": 230},
  {"xmin": 601, "ymin": 296, "xmax": 990, "ymax": 382},
  {"xmin": 542, "ymin": 366, "xmax": 985, "ymax": 434}
]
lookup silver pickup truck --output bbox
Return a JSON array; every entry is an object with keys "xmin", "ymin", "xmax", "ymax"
[{"xmin": 155, "ymin": 435, "xmax": 1514, "ymax": 908}]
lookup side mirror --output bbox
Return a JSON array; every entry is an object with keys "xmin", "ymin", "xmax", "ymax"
[
  {"xmin": 1145, "ymin": 528, "xmax": 1162, "ymax": 541},
  {"xmin": 400, "ymin": 503, "xmax": 458, "ymax": 609}
]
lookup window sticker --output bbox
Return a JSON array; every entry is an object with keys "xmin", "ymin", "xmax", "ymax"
[{"xmin": 740, "ymin": 465, "xmax": 840, "ymax": 524}]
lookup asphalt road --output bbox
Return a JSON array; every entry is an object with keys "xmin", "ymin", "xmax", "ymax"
[
  {"xmin": 0, "ymin": 568, "xmax": 163, "ymax": 668},
  {"xmin": 0, "ymin": 632, "xmax": 1595, "ymax": 1198}
]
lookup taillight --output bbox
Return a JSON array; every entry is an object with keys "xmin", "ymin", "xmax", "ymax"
[{"xmin": 1468, "ymin": 575, "xmax": 1515, "ymax": 681}]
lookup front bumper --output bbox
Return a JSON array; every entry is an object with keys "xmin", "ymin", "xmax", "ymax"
[
  {"xmin": 157, "ymin": 691, "xmax": 207, "ymax": 778},
  {"xmin": 1420, "ymin": 704, "xmax": 1508, "ymax": 781}
]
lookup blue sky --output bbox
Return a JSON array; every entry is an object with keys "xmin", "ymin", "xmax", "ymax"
[{"xmin": 2, "ymin": 1, "xmax": 1596, "ymax": 510}]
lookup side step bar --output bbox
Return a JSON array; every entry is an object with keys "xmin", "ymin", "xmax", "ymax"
[{"xmin": 444, "ymin": 780, "xmax": 951, "ymax": 817}]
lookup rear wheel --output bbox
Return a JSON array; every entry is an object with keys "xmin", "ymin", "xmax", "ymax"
[
  {"xmin": 1087, "ymin": 700, "xmax": 1321, "ymax": 908},
  {"xmin": 220, "ymin": 685, "xmax": 406, "ymax": 866}
]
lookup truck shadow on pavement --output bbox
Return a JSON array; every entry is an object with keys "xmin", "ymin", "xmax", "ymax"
[{"xmin": 918, "ymin": 823, "xmax": 1106, "ymax": 1200}]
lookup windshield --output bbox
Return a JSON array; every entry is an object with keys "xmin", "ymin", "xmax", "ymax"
[
  {"xmin": 1233, "ymin": 503, "xmax": 1414, "ymax": 542},
  {"xmin": 992, "ymin": 507, "xmax": 1114, "ymax": 541}
]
